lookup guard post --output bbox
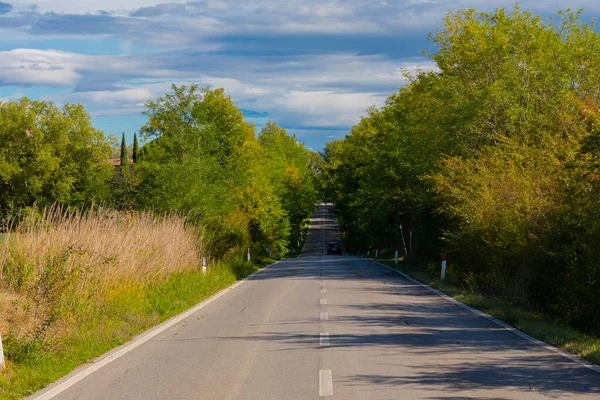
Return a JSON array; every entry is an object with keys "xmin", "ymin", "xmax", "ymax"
[
  {"xmin": 0, "ymin": 331, "xmax": 5, "ymax": 371},
  {"xmin": 441, "ymin": 254, "xmax": 447, "ymax": 280}
]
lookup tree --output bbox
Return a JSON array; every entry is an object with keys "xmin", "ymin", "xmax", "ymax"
[
  {"xmin": 120, "ymin": 133, "xmax": 128, "ymax": 167},
  {"xmin": 320, "ymin": 5, "xmax": 600, "ymax": 328},
  {"xmin": 132, "ymin": 133, "xmax": 139, "ymax": 163},
  {"xmin": 258, "ymin": 122, "xmax": 317, "ymax": 229},
  {"xmin": 136, "ymin": 85, "xmax": 295, "ymax": 256},
  {"xmin": 114, "ymin": 132, "xmax": 137, "ymax": 209},
  {"xmin": 0, "ymin": 99, "xmax": 112, "ymax": 217},
  {"xmin": 134, "ymin": 85, "xmax": 318, "ymax": 257}
]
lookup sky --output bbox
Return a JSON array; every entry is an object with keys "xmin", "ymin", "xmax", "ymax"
[{"xmin": 1, "ymin": 0, "xmax": 600, "ymax": 150}]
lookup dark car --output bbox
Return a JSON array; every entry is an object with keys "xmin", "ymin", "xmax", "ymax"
[{"xmin": 327, "ymin": 241, "xmax": 343, "ymax": 255}]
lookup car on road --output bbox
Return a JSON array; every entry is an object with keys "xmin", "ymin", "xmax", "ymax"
[{"xmin": 327, "ymin": 241, "xmax": 343, "ymax": 255}]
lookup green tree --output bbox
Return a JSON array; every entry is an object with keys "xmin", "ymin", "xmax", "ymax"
[
  {"xmin": 0, "ymin": 98, "xmax": 112, "ymax": 217},
  {"xmin": 132, "ymin": 133, "xmax": 139, "ymax": 163},
  {"xmin": 136, "ymin": 85, "xmax": 302, "ymax": 257},
  {"xmin": 114, "ymin": 132, "xmax": 137, "ymax": 209},
  {"xmin": 321, "ymin": 5, "xmax": 600, "ymax": 328},
  {"xmin": 120, "ymin": 133, "xmax": 128, "ymax": 167},
  {"xmin": 258, "ymin": 122, "xmax": 317, "ymax": 228}
]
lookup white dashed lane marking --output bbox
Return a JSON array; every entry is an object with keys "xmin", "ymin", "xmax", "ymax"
[
  {"xmin": 320, "ymin": 312, "xmax": 329, "ymax": 321},
  {"xmin": 319, "ymin": 370, "xmax": 333, "ymax": 396}
]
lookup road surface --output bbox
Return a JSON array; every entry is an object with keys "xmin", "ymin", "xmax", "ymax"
[{"xmin": 31, "ymin": 204, "xmax": 600, "ymax": 399}]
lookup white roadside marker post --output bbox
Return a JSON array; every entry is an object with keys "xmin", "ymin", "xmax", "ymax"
[
  {"xmin": 0, "ymin": 331, "xmax": 5, "ymax": 371},
  {"xmin": 202, "ymin": 257, "xmax": 207, "ymax": 275},
  {"xmin": 375, "ymin": 249, "xmax": 379, "ymax": 259},
  {"xmin": 247, "ymin": 248, "xmax": 251, "ymax": 263},
  {"xmin": 441, "ymin": 254, "xmax": 447, "ymax": 280},
  {"xmin": 394, "ymin": 245, "xmax": 399, "ymax": 265},
  {"xmin": 400, "ymin": 225, "xmax": 408, "ymax": 256}
]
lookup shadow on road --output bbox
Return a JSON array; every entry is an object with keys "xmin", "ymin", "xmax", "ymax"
[{"xmin": 238, "ymin": 203, "xmax": 600, "ymax": 397}]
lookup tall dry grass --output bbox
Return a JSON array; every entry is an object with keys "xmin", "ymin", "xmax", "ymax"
[{"xmin": 0, "ymin": 206, "xmax": 202, "ymax": 340}]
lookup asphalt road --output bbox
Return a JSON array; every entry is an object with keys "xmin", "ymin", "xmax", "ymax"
[{"xmin": 32, "ymin": 204, "xmax": 600, "ymax": 399}]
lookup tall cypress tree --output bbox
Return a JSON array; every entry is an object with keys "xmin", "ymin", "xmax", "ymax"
[
  {"xmin": 132, "ymin": 132, "xmax": 139, "ymax": 163},
  {"xmin": 120, "ymin": 132, "xmax": 128, "ymax": 167}
]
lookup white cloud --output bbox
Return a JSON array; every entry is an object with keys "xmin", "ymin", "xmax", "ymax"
[
  {"xmin": 72, "ymin": 87, "xmax": 152, "ymax": 105},
  {"xmin": 0, "ymin": 48, "xmax": 191, "ymax": 87},
  {"xmin": 201, "ymin": 77, "xmax": 272, "ymax": 98},
  {"xmin": 4, "ymin": 0, "xmax": 599, "ymax": 148},
  {"xmin": 0, "ymin": 49, "xmax": 81, "ymax": 86},
  {"xmin": 1, "ymin": 47, "xmax": 422, "ymax": 128},
  {"xmin": 5, "ymin": 0, "xmax": 599, "ymax": 48},
  {"xmin": 266, "ymin": 90, "xmax": 386, "ymax": 127},
  {"xmin": 10, "ymin": 0, "xmax": 187, "ymax": 13},
  {"xmin": 206, "ymin": 1, "xmax": 230, "ymax": 11}
]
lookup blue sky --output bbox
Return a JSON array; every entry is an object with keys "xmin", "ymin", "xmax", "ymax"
[{"xmin": 1, "ymin": 0, "xmax": 599, "ymax": 150}]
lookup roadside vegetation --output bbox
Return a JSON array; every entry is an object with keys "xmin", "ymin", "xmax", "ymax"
[
  {"xmin": 321, "ymin": 5, "xmax": 600, "ymax": 357},
  {"xmin": 0, "ymin": 86, "xmax": 318, "ymax": 398}
]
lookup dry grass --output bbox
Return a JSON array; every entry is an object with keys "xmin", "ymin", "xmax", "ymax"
[
  {"xmin": 0, "ymin": 206, "xmax": 271, "ymax": 400},
  {"xmin": 0, "ymin": 206, "xmax": 201, "ymax": 341}
]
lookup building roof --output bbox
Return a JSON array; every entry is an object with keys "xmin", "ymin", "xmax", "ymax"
[{"xmin": 107, "ymin": 158, "xmax": 134, "ymax": 167}]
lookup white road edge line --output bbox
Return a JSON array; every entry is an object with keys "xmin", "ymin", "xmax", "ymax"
[
  {"xmin": 320, "ymin": 298, "xmax": 327, "ymax": 305},
  {"xmin": 369, "ymin": 259, "xmax": 600, "ymax": 375},
  {"xmin": 319, "ymin": 369, "xmax": 333, "ymax": 396},
  {"xmin": 320, "ymin": 312, "xmax": 329, "ymax": 321},
  {"xmin": 320, "ymin": 333, "xmax": 330, "ymax": 346},
  {"xmin": 30, "ymin": 261, "xmax": 281, "ymax": 400}
]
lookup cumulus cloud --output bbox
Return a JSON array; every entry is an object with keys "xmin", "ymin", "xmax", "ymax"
[
  {"xmin": 9, "ymin": 0, "xmax": 186, "ymax": 14},
  {"xmin": 0, "ymin": 49, "xmax": 174, "ymax": 87},
  {"xmin": 4, "ymin": 0, "xmax": 600, "ymax": 148},
  {"xmin": 18, "ymin": 0, "xmax": 599, "ymax": 16},
  {"xmin": 0, "ymin": 49, "xmax": 81, "ymax": 86},
  {"xmin": 0, "ymin": 47, "xmax": 431, "ymax": 130},
  {"xmin": 70, "ymin": 87, "xmax": 152, "ymax": 106},
  {"xmin": 264, "ymin": 90, "xmax": 387, "ymax": 128},
  {"xmin": 130, "ymin": 3, "xmax": 188, "ymax": 17},
  {"xmin": 5, "ymin": 0, "xmax": 600, "ymax": 43}
]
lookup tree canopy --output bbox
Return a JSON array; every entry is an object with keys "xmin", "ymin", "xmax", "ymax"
[
  {"xmin": 321, "ymin": 6, "xmax": 600, "ymax": 329},
  {"xmin": 1, "ymin": 86, "xmax": 318, "ymax": 259},
  {"xmin": 0, "ymin": 98, "xmax": 113, "ymax": 216},
  {"xmin": 135, "ymin": 85, "xmax": 317, "ymax": 257}
]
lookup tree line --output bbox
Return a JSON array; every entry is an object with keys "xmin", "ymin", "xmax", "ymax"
[
  {"xmin": 0, "ymin": 85, "xmax": 318, "ymax": 258},
  {"xmin": 320, "ymin": 6, "xmax": 600, "ymax": 330}
]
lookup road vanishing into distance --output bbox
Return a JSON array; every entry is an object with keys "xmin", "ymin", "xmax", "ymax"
[{"xmin": 32, "ymin": 205, "xmax": 600, "ymax": 399}]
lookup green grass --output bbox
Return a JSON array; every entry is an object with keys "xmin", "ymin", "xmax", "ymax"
[
  {"xmin": 0, "ymin": 258, "xmax": 272, "ymax": 400},
  {"xmin": 366, "ymin": 255, "xmax": 600, "ymax": 367}
]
